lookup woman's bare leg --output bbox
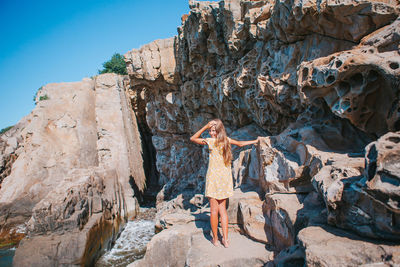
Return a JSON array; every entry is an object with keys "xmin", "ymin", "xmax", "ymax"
[
  {"xmin": 217, "ymin": 198, "xmax": 229, "ymax": 247},
  {"xmin": 208, "ymin": 197, "xmax": 219, "ymax": 246}
]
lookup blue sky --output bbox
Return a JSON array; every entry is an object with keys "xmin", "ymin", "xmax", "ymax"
[{"xmin": 0, "ymin": 0, "xmax": 190, "ymax": 130}]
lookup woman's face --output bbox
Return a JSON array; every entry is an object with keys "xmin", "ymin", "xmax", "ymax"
[{"xmin": 209, "ymin": 126, "xmax": 217, "ymax": 138}]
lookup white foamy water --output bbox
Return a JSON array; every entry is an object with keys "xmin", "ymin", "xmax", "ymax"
[{"xmin": 96, "ymin": 219, "xmax": 155, "ymax": 267}]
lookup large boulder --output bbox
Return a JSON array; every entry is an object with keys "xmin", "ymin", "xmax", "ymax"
[
  {"xmin": 297, "ymin": 225, "xmax": 400, "ymax": 266},
  {"xmin": 263, "ymin": 191, "xmax": 326, "ymax": 251},
  {"xmin": 0, "ymin": 74, "xmax": 145, "ymax": 266},
  {"xmin": 129, "ymin": 221, "xmax": 272, "ymax": 267},
  {"xmin": 313, "ymin": 131, "xmax": 400, "ymax": 240}
]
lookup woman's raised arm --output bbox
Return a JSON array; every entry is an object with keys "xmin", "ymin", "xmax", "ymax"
[
  {"xmin": 228, "ymin": 137, "xmax": 259, "ymax": 147},
  {"xmin": 190, "ymin": 121, "xmax": 213, "ymax": 145}
]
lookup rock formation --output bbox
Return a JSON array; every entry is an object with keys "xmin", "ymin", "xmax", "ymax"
[
  {"xmin": 124, "ymin": 0, "xmax": 400, "ymax": 265},
  {"xmin": 1, "ymin": 0, "xmax": 399, "ymax": 265},
  {"xmin": 0, "ymin": 74, "xmax": 145, "ymax": 266}
]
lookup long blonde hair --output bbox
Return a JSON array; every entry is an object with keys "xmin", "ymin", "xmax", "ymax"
[{"xmin": 211, "ymin": 119, "xmax": 232, "ymax": 166}]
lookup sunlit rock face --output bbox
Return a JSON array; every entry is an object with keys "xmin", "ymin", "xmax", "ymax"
[
  {"xmin": 298, "ymin": 19, "xmax": 400, "ymax": 136},
  {"xmin": 125, "ymin": 0, "xmax": 399, "ymax": 206},
  {"xmin": 0, "ymin": 0, "xmax": 397, "ymax": 265},
  {"xmin": 0, "ymin": 74, "xmax": 145, "ymax": 266},
  {"xmin": 124, "ymin": 0, "xmax": 400, "ymax": 264}
]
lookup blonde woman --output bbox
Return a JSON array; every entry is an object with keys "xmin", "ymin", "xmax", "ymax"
[{"xmin": 190, "ymin": 119, "xmax": 259, "ymax": 248}]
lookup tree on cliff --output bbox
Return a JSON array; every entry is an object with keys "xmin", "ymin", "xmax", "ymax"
[
  {"xmin": 98, "ymin": 53, "xmax": 128, "ymax": 75},
  {"xmin": 0, "ymin": 126, "xmax": 13, "ymax": 135}
]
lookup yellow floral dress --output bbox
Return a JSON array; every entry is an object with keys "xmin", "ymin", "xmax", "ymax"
[{"xmin": 205, "ymin": 138, "xmax": 233, "ymax": 200}]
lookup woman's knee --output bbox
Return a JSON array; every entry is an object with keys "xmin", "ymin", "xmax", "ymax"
[{"xmin": 209, "ymin": 198, "xmax": 219, "ymax": 214}]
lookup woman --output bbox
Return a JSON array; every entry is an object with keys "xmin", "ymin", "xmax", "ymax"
[{"xmin": 190, "ymin": 119, "xmax": 259, "ymax": 248}]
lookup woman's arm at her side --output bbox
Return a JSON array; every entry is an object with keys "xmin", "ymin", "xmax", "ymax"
[
  {"xmin": 229, "ymin": 137, "xmax": 259, "ymax": 147},
  {"xmin": 190, "ymin": 122, "xmax": 212, "ymax": 145}
]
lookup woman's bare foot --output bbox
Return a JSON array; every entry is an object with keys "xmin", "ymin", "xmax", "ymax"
[
  {"xmin": 222, "ymin": 238, "xmax": 229, "ymax": 248},
  {"xmin": 211, "ymin": 238, "xmax": 220, "ymax": 247}
]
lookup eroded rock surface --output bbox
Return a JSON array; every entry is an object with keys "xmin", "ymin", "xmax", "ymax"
[
  {"xmin": 314, "ymin": 131, "xmax": 400, "ymax": 241},
  {"xmin": 124, "ymin": 0, "xmax": 399, "ymax": 265},
  {"xmin": 1, "ymin": 0, "xmax": 399, "ymax": 265},
  {"xmin": 125, "ymin": 0, "xmax": 399, "ymax": 206}
]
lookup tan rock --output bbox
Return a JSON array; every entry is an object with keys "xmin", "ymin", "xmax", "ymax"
[
  {"xmin": 154, "ymin": 189, "xmax": 259, "ymax": 232},
  {"xmin": 125, "ymin": 37, "xmax": 178, "ymax": 84},
  {"xmin": 122, "ymin": 0, "xmax": 399, "ymax": 262},
  {"xmin": 0, "ymin": 74, "xmax": 144, "ymax": 266},
  {"xmin": 129, "ymin": 221, "xmax": 272, "ymax": 267},
  {"xmin": 238, "ymin": 193, "xmax": 268, "ymax": 244},
  {"xmin": 263, "ymin": 192, "xmax": 325, "ymax": 251},
  {"xmin": 297, "ymin": 225, "xmax": 400, "ymax": 266},
  {"xmin": 123, "ymin": 0, "xmax": 399, "ymax": 209}
]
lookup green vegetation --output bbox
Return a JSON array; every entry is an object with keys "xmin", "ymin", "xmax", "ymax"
[
  {"xmin": 0, "ymin": 241, "xmax": 17, "ymax": 249},
  {"xmin": 33, "ymin": 86, "xmax": 43, "ymax": 102},
  {"xmin": 39, "ymin": 94, "xmax": 49, "ymax": 101},
  {"xmin": 33, "ymin": 86, "xmax": 49, "ymax": 104},
  {"xmin": 0, "ymin": 126, "xmax": 13, "ymax": 135},
  {"xmin": 98, "ymin": 53, "xmax": 128, "ymax": 75}
]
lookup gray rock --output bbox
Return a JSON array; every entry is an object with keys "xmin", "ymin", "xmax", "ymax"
[{"xmin": 315, "ymin": 131, "xmax": 400, "ymax": 241}]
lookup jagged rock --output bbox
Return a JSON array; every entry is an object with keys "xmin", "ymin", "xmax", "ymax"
[
  {"xmin": 298, "ymin": 17, "xmax": 400, "ymax": 136},
  {"xmin": 125, "ymin": 37, "xmax": 178, "ymax": 84},
  {"xmin": 256, "ymin": 100, "xmax": 372, "ymax": 195},
  {"xmin": 270, "ymin": 0, "xmax": 398, "ymax": 43},
  {"xmin": 230, "ymin": 123, "xmax": 267, "ymax": 188},
  {"xmin": 123, "ymin": 0, "xmax": 400, "ymax": 264},
  {"xmin": 0, "ymin": 74, "xmax": 145, "ymax": 266},
  {"xmin": 365, "ymin": 131, "xmax": 400, "ymax": 209},
  {"xmin": 155, "ymin": 211, "xmax": 208, "ymax": 231},
  {"xmin": 314, "ymin": 131, "xmax": 400, "ymax": 240},
  {"xmin": 237, "ymin": 192, "xmax": 268, "ymax": 244},
  {"xmin": 154, "ymin": 189, "xmax": 260, "ymax": 232},
  {"xmin": 227, "ymin": 189, "xmax": 262, "ymax": 226},
  {"xmin": 297, "ymin": 225, "xmax": 400, "ymax": 266},
  {"xmin": 271, "ymin": 244, "xmax": 306, "ymax": 267},
  {"xmin": 263, "ymin": 191, "xmax": 326, "ymax": 251},
  {"xmin": 125, "ymin": 0, "xmax": 399, "ymax": 201}
]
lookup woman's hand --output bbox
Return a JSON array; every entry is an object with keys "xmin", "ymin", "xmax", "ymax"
[
  {"xmin": 229, "ymin": 136, "xmax": 263, "ymax": 147},
  {"xmin": 207, "ymin": 121, "xmax": 216, "ymax": 129},
  {"xmin": 190, "ymin": 121, "xmax": 215, "ymax": 145}
]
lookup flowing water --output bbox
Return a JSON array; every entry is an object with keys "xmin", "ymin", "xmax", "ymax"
[
  {"xmin": 0, "ymin": 247, "xmax": 15, "ymax": 267},
  {"xmin": 0, "ymin": 208, "xmax": 155, "ymax": 267},
  {"xmin": 96, "ymin": 207, "xmax": 156, "ymax": 267}
]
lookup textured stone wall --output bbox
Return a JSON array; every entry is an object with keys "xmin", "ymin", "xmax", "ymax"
[
  {"xmin": 125, "ymin": 0, "xmax": 399, "ymax": 201},
  {"xmin": 125, "ymin": 0, "xmax": 400, "ymax": 265}
]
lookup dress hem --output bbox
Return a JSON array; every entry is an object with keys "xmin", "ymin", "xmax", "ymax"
[{"xmin": 205, "ymin": 193, "xmax": 233, "ymax": 200}]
